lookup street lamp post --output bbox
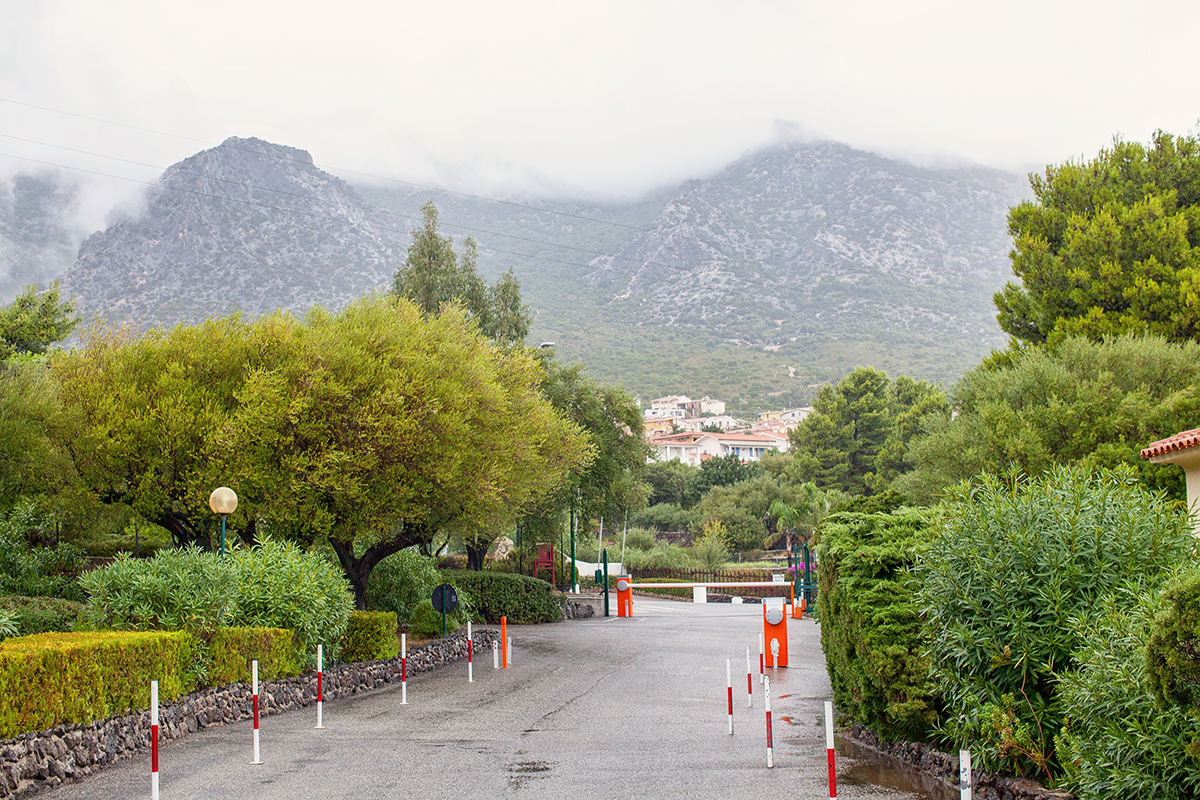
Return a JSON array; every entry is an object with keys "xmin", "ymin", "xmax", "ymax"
[{"xmin": 208, "ymin": 487, "xmax": 238, "ymax": 556}]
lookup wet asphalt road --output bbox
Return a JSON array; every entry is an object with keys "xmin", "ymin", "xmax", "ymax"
[{"xmin": 45, "ymin": 598, "xmax": 930, "ymax": 800}]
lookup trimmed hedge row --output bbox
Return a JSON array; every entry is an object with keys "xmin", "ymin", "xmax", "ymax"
[
  {"xmin": 206, "ymin": 627, "xmax": 299, "ymax": 686},
  {"xmin": 817, "ymin": 510, "xmax": 936, "ymax": 742},
  {"xmin": 442, "ymin": 570, "xmax": 564, "ymax": 624},
  {"xmin": 340, "ymin": 611, "xmax": 399, "ymax": 663},
  {"xmin": 0, "ymin": 631, "xmax": 195, "ymax": 738}
]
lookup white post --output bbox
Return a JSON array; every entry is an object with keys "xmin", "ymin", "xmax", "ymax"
[
  {"xmin": 467, "ymin": 622, "xmax": 474, "ymax": 683},
  {"xmin": 251, "ymin": 660, "xmax": 262, "ymax": 765},
  {"xmin": 726, "ymin": 658, "xmax": 734, "ymax": 735},
  {"xmin": 960, "ymin": 749, "xmax": 972, "ymax": 800},
  {"xmin": 401, "ymin": 633, "xmax": 408, "ymax": 705},
  {"xmin": 492, "ymin": 639, "xmax": 499, "ymax": 669},
  {"xmin": 759, "ymin": 632, "xmax": 765, "ymax": 684},
  {"xmin": 507, "ymin": 636, "xmax": 513, "ymax": 666},
  {"xmin": 692, "ymin": 585, "xmax": 708, "ymax": 604},
  {"xmin": 150, "ymin": 680, "xmax": 159, "ymax": 800},
  {"xmin": 764, "ymin": 675, "xmax": 774, "ymax": 768},
  {"xmin": 315, "ymin": 644, "xmax": 324, "ymax": 729},
  {"xmin": 825, "ymin": 700, "xmax": 837, "ymax": 799}
]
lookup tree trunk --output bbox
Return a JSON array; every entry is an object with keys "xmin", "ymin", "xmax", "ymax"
[
  {"xmin": 465, "ymin": 544, "xmax": 487, "ymax": 571},
  {"xmin": 330, "ymin": 524, "xmax": 432, "ymax": 610}
]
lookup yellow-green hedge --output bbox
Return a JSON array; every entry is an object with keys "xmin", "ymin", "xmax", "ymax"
[
  {"xmin": 0, "ymin": 631, "xmax": 194, "ymax": 738},
  {"xmin": 207, "ymin": 627, "xmax": 298, "ymax": 686},
  {"xmin": 339, "ymin": 611, "xmax": 398, "ymax": 663}
]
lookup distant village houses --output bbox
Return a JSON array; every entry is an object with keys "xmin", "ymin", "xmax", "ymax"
[
  {"xmin": 648, "ymin": 430, "xmax": 789, "ymax": 466},
  {"xmin": 642, "ymin": 394, "xmax": 810, "ymax": 464}
]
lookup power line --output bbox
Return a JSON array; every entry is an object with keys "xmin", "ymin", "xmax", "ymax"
[{"xmin": 0, "ymin": 96, "xmax": 656, "ymax": 232}]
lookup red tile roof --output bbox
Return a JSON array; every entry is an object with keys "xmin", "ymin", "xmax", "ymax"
[{"xmin": 1141, "ymin": 428, "xmax": 1200, "ymax": 460}]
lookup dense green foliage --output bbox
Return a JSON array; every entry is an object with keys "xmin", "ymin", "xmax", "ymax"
[
  {"xmin": 1147, "ymin": 567, "xmax": 1200, "ymax": 710},
  {"xmin": 0, "ymin": 500, "xmax": 86, "ymax": 601},
  {"xmin": 1057, "ymin": 586, "xmax": 1200, "ymax": 799},
  {"xmin": 442, "ymin": 570, "xmax": 564, "ymax": 624},
  {"xmin": 0, "ymin": 282, "xmax": 76, "ymax": 360},
  {"xmin": 995, "ymin": 130, "xmax": 1200, "ymax": 344},
  {"xmin": 206, "ymin": 626, "xmax": 299, "ymax": 685},
  {"xmin": 915, "ymin": 467, "xmax": 1196, "ymax": 779},
  {"xmin": 366, "ymin": 549, "xmax": 443, "ymax": 621},
  {"xmin": 0, "ymin": 596, "xmax": 82, "ymax": 636},
  {"xmin": 817, "ymin": 510, "xmax": 936, "ymax": 741},
  {"xmin": 339, "ymin": 611, "xmax": 400, "ymax": 662},
  {"xmin": 80, "ymin": 542, "xmax": 353, "ymax": 663},
  {"xmin": 0, "ymin": 630, "xmax": 195, "ymax": 737},
  {"xmin": 900, "ymin": 334, "xmax": 1200, "ymax": 504},
  {"xmin": 392, "ymin": 201, "xmax": 531, "ymax": 347},
  {"xmin": 789, "ymin": 368, "xmax": 947, "ymax": 496},
  {"xmin": 0, "ymin": 363, "xmax": 71, "ymax": 509}
]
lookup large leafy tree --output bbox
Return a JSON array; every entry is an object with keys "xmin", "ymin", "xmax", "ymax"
[
  {"xmin": 216, "ymin": 297, "xmax": 590, "ymax": 606},
  {"xmin": 0, "ymin": 282, "xmax": 77, "ymax": 360},
  {"xmin": 995, "ymin": 130, "xmax": 1200, "ymax": 344},
  {"xmin": 393, "ymin": 201, "xmax": 531, "ymax": 347},
  {"xmin": 898, "ymin": 333, "xmax": 1200, "ymax": 505},
  {"xmin": 788, "ymin": 368, "xmax": 945, "ymax": 496}
]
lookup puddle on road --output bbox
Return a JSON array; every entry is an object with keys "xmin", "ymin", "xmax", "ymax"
[{"xmin": 835, "ymin": 736, "xmax": 955, "ymax": 800}]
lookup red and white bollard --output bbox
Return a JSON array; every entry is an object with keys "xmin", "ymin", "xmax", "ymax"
[
  {"xmin": 764, "ymin": 674, "xmax": 774, "ymax": 768},
  {"xmin": 467, "ymin": 622, "xmax": 474, "ymax": 683},
  {"xmin": 400, "ymin": 633, "xmax": 408, "ymax": 704},
  {"xmin": 746, "ymin": 646, "xmax": 753, "ymax": 708},
  {"xmin": 251, "ymin": 660, "xmax": 262, "ymax": 765},
  {"xmin": 492, "ymin": 640, "xmax": 499, "ymax": 669},
  {"xmin": 726, "ymin": 658, "xmax": 734, "ymax": 735},
  {"xmin": 960, "ymin": 749, "xmax": 972, "ymax": 800},
  {"xmin": 825, "ymin": 700, "xmax": 837, "ymax": 798},
  {"xmin": 759, "ymin": 632, "xmax": 765, "ymax": 684},
  {"xmin": 150, "ymin": 680, "xmax": 159, "ymax": 800},
  {"xmin": 315, "ymin": 644, "xmax": 324, "ymax": 729}
]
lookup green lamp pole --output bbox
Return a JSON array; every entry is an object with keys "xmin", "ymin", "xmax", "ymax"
[
  {"xmin": 208, "ymin": 487, "xmax": 238, "ymax": 556},
  {"xmin": 570, "ymin": 489, "xmax": 578, "ymax": 592}
]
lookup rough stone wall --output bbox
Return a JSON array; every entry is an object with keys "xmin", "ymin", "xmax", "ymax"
[{"xmin": 0, "ymin": 629, "xmax": 500, "ymax": 798}]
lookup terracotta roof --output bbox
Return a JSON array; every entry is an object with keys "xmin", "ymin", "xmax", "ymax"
[{"xmin": 1141, "ymin": 428, "xmax": 1200, "ymax": 460}]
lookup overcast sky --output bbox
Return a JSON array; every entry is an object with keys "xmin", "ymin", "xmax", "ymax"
[{"xmin": 2, "ymin": 0, "xmax": 1198, "ymax": 223}]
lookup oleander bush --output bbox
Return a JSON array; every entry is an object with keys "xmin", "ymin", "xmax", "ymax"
[
  {"xmin": 1056, "ymin": 584, "xmax": 1200, "ymax": 800},
  {"xmin": 817, "ymin": 510, "xmax": 937, "ymax": 742},
  {"xmin": 0, "ymin": 595, "xmax": 83, "ymax": 636},
  {"xmin": 0, "ymin": 630, "xmax": 195, "ymax": 737},
  {"xmin": 81, "ymin": 540, "xmax": 353, "ymax": 668},
  {"xmin": 206, "ymin": 626, "xmax": 299, "ymax": 686},
  {"xmin": 339, "ymin": 611, "xmax": 399, "ymax": 662},
  {"xmin": 915, "ymin": 466, "xmax": 1196, "ymax": 781},
  {"xmin": 442, "ymin": 570, "xmax": 563, "ymax": 624},
  {"xmin": 366, "ymin": 549, "xmax": 442, "ymax": 621}
]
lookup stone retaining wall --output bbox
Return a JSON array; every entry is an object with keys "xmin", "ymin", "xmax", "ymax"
[
  {"xmin": 847, "ymin": 724, "xmax": 1074, "ymax": 800},
  {"xmin": 0, "ymin": 629, "xmax": 500, "ymax": 798}
]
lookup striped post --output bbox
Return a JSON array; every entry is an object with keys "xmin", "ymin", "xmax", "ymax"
[
  {"xmin": 764, "ymin": 675, "xmax": 774, "ymax": 768},
  {"xmin": 400, "ymin": 633, "xmax": 408, "ymax": 704},
  {"xmin": 726, "ymin": 659, "xmax": 734, "ymax": 735},
  {"xmin": 251, "ymin": 660, "xmax": 262, "ymax": 765},
  {"xmin": 825, "ymin": 700, "xmax": 837, "ymax": 798},
  {"xmin": 501, "ymin": 617, "xmax": 508, "ymax": 668},
  {"xmin": 492, "ymin": 640, "xmax": 499, "ymax": 669},
  {"xmin": 746, "ymin": 646, "xmax": 753, "ymax": 707},
  {"xmin": 315, "ymin": 644, "xmax": 324, "ymax": 729},
  {"xmin": 960, "ymin": 749, "xmax": 972, "ymax": 800},
  {"xmin": 150, "ymin": 680, "xmax": 159, "ymax": 800},
  {"xmin": 467, "ymin": 622, "xmax": 474, "ymax": 683},
  {"xmin": 759, "ymin": 632, "xmax": 765, "ymax": 684}
]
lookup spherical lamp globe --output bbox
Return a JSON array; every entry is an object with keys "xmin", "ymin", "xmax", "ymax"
[{"xmin": 208, "ymin": 487, "xmax": 238, "ymax": 515}]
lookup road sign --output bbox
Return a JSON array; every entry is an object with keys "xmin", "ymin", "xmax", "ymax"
[{"xmin": 432, "ymin": 584, "xmax": 458, "ymax": 614}]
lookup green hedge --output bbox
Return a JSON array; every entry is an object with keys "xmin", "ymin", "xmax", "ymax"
[
  {"xmin": 206, "ymin": 627, "xmax": 299, "ymax": 686},
  {"xmin": 0, "ymin": 596, "xmax": 83, "ymax": 636},
  {"xmin": 340, "ymin": 611, "xmax": 399, "ymax": 662},
  {"xmin": 1147, "ymin": 567, "xmax": 1200, "ymax": 710},
  {"xmin": 817, "ymin": 510, "xmax": 936, "ymax": 742},
  {"xmin": 442, "ymin": 570, "xmax": 564, "ymax": 624},
  {"xmin": 0, "ymin": 631, "xmax": 194, "ymax": 737}
]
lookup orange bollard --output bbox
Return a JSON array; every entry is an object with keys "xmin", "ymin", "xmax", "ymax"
[
  {"xmin": 501, "ymin": 616, "xmax": 508, "ymax": 668},
  {"xmin": 616, "ymin": 576, "xmax": 633, "ymax": 617},
  {"xmin": 763, "ymin": 599, "xmax": 789, "ymax": 668}
]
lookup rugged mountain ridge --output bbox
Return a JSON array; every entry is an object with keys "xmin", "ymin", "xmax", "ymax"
[
  {"xmin": 59, "ymin": 137, "xmax": 407, "ymax": 328},
  {"xmin": 0, "ymin": 172, "xmax": 82, "ymax": 302},
  {"xmin": 588, "ymin": 139, "xmax": 1027, "ymax": 348}
]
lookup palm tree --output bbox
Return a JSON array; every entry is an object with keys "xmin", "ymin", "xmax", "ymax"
[{"xmin": 766, "ymin": 483, "xmax": 837, "ymax": 567}]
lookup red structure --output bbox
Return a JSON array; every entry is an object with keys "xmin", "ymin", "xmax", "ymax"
[{"xmin": 532, "ymin": 544, "xmax": 556, "ymax": 584}]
